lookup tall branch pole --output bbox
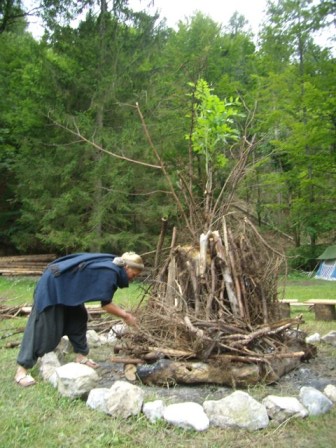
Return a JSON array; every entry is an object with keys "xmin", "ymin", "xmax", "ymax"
[{"xmin": 135, "ymin": 102, "xmax": 196, "ymax": 239}]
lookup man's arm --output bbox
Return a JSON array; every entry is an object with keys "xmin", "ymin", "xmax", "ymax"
[{"xmin": 101, "ymin": 302, "xmax": 137, "ymax": 326}]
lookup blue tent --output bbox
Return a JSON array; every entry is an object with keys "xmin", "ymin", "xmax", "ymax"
[{"xmin": 315, "ymin": 245, "xmax": 336, "ymax": 281}]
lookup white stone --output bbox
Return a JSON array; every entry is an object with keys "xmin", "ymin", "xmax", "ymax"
[
  {"xmin": 203, "ymin": 391, "xmax": 269, "ymax": 431},
  {"xmin": 87, "ymin": 388, "xmax": 110, "ymax": 413},
  {"xmin": 107, "ymin": 324, "xmax": 128, "ymax": 343},
  {"xmin": 105, "ymin": 381, "xmax": 144, "ymax": 418},
  {"xmin": 48, "ymin": 372, "xmax": 58, "ymax": 388},
  {"xmin": 299, "ymin": 386, "xmax": 333, "ymax": 416},
  {"xmin": 305, "ymin": 333, "xmax": 321, "ymax": 344},
  {"xmin": 98, "ymin": 334, "xmax": 109, "ymax": 345},
  {"xmin": 262, "ymin": 395, "xmax": 308, "ymax": 423},
  {"xmin": 86, "ymin": 329, "xmax": 102, "ymax": 347},
  {"xmin": 56, "ymin": 362, "xmax": 99, "ymax": 399},
  {"xmin": 323, "ymin": 384, "xmax": 336, "ymax": 403},
  {"xmin": 38, "ymin": 351, "xmax": 61, "ymax": 382},
  {"xmin": 143, "ymin": 400, "xmax": 165, "ymax": 423},
  {"xmin": 55, "ymin": 336, "xmax": 71, "ymax": 356},
  {"xmin": 321, "ymin": 331, "xmax": 336, "ymax": 347},
  {"xmin": 163, "ymin": 402, "xmax": 209, "ymax": 432}
]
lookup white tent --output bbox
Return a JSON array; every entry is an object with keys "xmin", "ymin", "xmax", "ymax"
[{"xmin": 315, "ymin": 245, "xmax": 336, "ymax": 281}]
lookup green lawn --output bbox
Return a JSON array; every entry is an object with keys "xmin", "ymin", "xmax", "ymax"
[
  {"xmin": 0, "ymin": 275, "xmax": 335, "ymax": 448},
  {"xmin": 280, "ymin": 273, "xmax": 336, "ymax": 302},
  {"xmin": 0, "ymin": 276, "xmax": 144, "ymax": 309}
]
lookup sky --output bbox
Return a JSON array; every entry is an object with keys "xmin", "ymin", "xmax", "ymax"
[
  {"xmin": 28, "ymin": 0, "xmax": 268, "ymax": 38},
  {"xmin": 129, "ymin": 0, "xmax": 268, "ymax": 33},
  {"xmin": 27, "ymin": 0, "xmax": 334, "ymax": 52}
]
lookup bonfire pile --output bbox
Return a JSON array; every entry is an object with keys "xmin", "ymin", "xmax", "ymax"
[{"xmin": 113, "ymin": 216, "xmax": 314, "ymax": 387}]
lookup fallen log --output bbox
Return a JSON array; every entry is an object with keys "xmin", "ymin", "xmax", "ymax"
[
  {"xmin": 136, "ymin": 358, "xmax": 262, "ymax": 387},
  {"xmin": 135, "ymin": 354, "xmax": 303, "ymax": 388}
]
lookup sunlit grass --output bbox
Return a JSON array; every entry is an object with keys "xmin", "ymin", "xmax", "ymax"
[
  {"xmin": 280, "ymin": 273, "xmax": 336, "ymax": 302},
  {"xmin": 0, "ymin": 275, "xmax": 335, "ymax": 447},
  {"xmin": 0, "ymin": 276, "xmax": 38, "ymax": 306},
  {"xmin": 0, "ymin": 276, "xmax": 144, "ymax": 308}
]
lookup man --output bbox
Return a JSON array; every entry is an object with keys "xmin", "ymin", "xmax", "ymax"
[{"xmin": 15, "ymin": 251, "xmax": 144, "ymax": 387}]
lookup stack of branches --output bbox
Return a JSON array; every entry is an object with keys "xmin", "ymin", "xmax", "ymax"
[
  {"xmin": 155, "ymin": 214, "xmax": 284, "ymax": 326},
  {"xmin": 117, "ymin": 300, "xmax": 306, "ymax": 365},
  {"xmin": 52, "ymin": 95, "xmax": 314, "ymax": 385},
  {"xmin": 114, "ymin": 216, "xmax": 314, "ymax": 386},
  {"xmin": 0, "ymin": 303, "xmax": 30, "ymax": 319}
]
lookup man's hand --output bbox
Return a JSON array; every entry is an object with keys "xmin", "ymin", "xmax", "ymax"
[
  {"xmin": 123, "ymin": 312, "xmax": 137, "ymax": 326},
  {"xmin": 102, "ymin": 303, "xmax": 138, "ymax": 326}
]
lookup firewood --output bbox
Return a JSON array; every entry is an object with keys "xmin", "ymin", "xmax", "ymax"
[
  {"xmin": 166, "ymin": 256, "xmax": 176, "ymax": 307},
  {"xmin": 124, "ymin": 364, "xmax": 137, "ymax": 381},
  {"xmin": 110, "ymin": 357, "xmax": 144, "ymax": 365},
  {"xmin": 154, "ymin": 217, "xmax": 168, "ymax": 274},
  {"xmin": 146, "ymin": 346, "xmax": 195, "ymax": 359},
  {"xmin": 199, "ymin": 231, "xmax": 211, "ymax": 277},
  {"xmin": 183, "ymin": 316, "xmax": 204, "ymax": 338},
  {"xmin": 136, "ymin": 359, "xmax": 262, "ymax": 387}
]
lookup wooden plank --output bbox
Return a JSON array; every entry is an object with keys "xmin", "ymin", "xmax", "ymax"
[
  {"xmin": 288, "ymin": 302, "xmax": 311, "ymax": 307},
  {"xmin": 306, "ymin": 299, "xmax": 336, "ymax": 305}
]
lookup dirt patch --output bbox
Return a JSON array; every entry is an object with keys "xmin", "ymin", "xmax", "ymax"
[{"xmin": 89, "ymin": 340, "xmax": 336, "ymax": 404}]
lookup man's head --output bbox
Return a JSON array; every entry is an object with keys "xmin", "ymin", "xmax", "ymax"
[{"xmin": 121, "ymin": 252, "xmax": 144, "ymax": 280}]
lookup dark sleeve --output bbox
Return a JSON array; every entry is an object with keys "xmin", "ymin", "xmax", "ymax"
[
  {"xmin": 101, "ymin": 300, "xmax": 111, "ymax": 307},
  {"xmin": 100, "ymin": 271, "xmax": 119, "ymax": 308}
]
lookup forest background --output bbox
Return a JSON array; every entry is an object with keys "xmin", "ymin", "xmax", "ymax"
[{"xmin": 0, "ymin": 0, "xmax": 335, "ymax": 271}]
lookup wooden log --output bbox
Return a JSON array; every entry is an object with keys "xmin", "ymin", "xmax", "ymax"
[
  {"xmin": 136, "ymin": 358, "xmax": 262, "ymax": 387},
  {"xmin": 199, "ymin": 231, "xmax": 211, "ymax": 277},
  {"xmin": 166, "ymin": 256, "xmax": 177, "ymax": 307},
  {"xmin": 0, "ymin": 254, "xmax": 56, "ymax": 263},
  {"xmin": 157, "ymin": 226, "xmax": 177, "ymax": 282},
  {"xmin": 154, "ymin": 217, "xmax": 168, "ymax": 274},
  {"xmin": 0, "ymin": 254, "xmax": 56, "ymax": 276},
  {"xmin": 4, "ymin": 305, "xmax": 107, "ymax": 321},
  {"xmin": 135, "ymin": 355, "xmax": 304, "ymax": 387},
  {"xmin": 124, "ymin": 364, "xmax": 137, "ymax": 381},
  {"xmin": 227, "ymin": 229, "xmax": 245, "ymax": 319},
  {"xmin": 110, "ymin": 357, "xmax": 145, "ymax": 365},
  {"xmin": 0, "ymin": 269, "xmax": 44, "ymax": 276},
  {"xmin": 221, "ymin": 219, "xmax": 240, "ymax": 317},
  {"xmin": 147, "ymin": 346, "xmax": 195, "ymax": 358}
]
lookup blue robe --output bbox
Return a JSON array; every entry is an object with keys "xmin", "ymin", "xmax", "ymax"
[{"xmin": 34, "ymin": 253, "xmax": 129, "ymax": 313}]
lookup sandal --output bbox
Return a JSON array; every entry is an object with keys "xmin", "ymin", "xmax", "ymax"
[
  {"xmin": 76, "ymin": 357, "xmax": 99, "ymax": 369},
  {"xmin": 15, "ymin": 374, "xmax": 36, "ymax": 387}
]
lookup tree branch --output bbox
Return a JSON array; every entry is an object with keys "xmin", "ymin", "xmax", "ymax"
[{"xmin": 47, "ymin": 114, "xmax": 162, "ymax": 170}]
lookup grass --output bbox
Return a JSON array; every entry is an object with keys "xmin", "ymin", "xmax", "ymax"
[
  {"xmin": 280, "ymin": 272, "xmax": 336, "ymax": 302},
  {"xmin": 0, "ymin": 275, "xmax": 335, "ymax": 447},
  {"xmin": 0, "ymin": 276, "xmax": 144, "ymax": 309}
]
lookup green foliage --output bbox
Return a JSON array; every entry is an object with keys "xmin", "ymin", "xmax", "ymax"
[
  {"xmin": 190, "ymin": 79, "xmax": 242, "ymax": 168},
  {"xmin": 0, "ymin": 0, "xmax": 335, "ymax": 257},
  {"xmin": 287, "ymin": 244, "xmax": 329, "ymax": 271}
]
